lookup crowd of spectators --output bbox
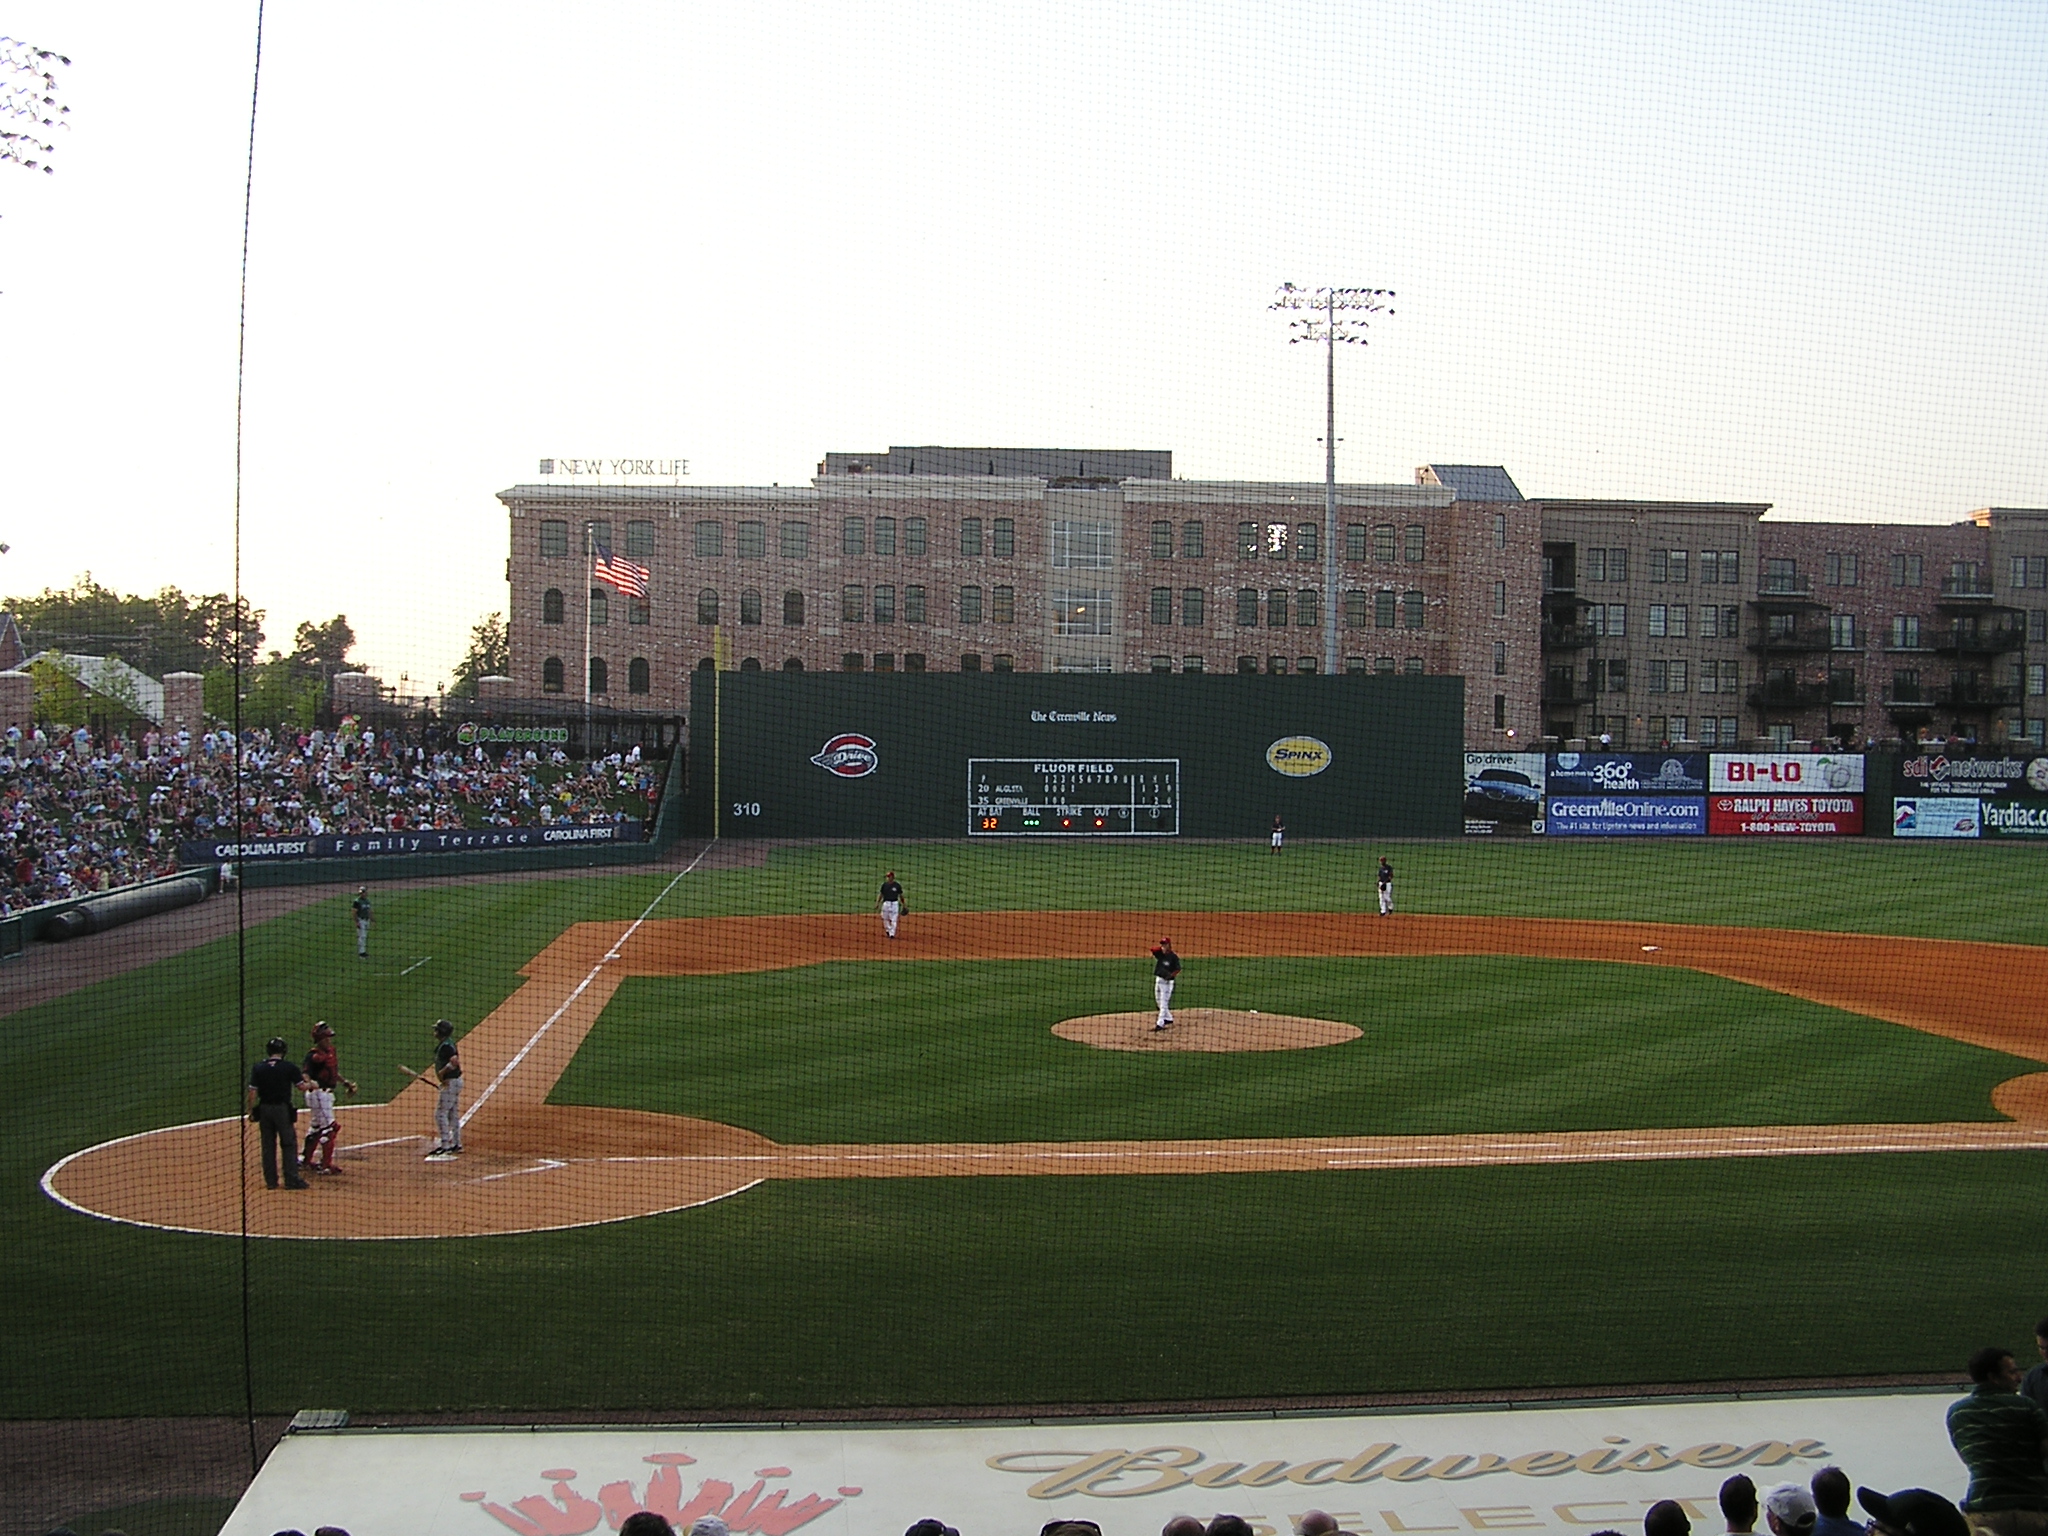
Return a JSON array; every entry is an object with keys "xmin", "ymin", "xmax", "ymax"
[{"xmin": 0, "ymin": 720, "xmax": 664, "ymax": 913}]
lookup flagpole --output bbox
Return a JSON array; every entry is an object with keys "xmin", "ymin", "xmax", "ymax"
[{"xmin": 582, "ymin": 522, "xmax": 593, "ymax": 754}]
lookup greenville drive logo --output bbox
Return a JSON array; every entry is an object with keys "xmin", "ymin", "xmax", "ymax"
[
  {"xmin": 464, "ymin": 1451, "xmax": 857, "ymax": 1534},
  {"xmin": 1265, "ymin": 736, "xmax": 1332, "ymax": 777},
  {"xmin": 810, "ymin": 733, "xmax": 878, "ymax": 777}
]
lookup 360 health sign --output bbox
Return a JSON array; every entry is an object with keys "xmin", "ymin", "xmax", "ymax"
[{"xmin": 1265, "ymin": 736, "xmax": 1332, "ymax": 777}]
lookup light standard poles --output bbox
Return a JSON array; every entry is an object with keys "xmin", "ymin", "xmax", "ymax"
[{"xmin": 1270, "ymin": 283, "xmax": 1394, "ymax": 676}]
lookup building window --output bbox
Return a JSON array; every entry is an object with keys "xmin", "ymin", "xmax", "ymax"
[
  {"xmin": 1238, "ymin": 522, "xmax": 1261, "ymax": 560},
  {"xmin": 1267, "ymin": 655, "xmax": 1288, "ymax": 674},
  {"xmin": 1649, "ymin": 659, "xmax": 1668, "ymax": 694},
  {"xmin": 992, "ymin": 653, "xmax": 1014, "ymax": 672},
  {"xmin": 1649, "ymin": 604, "xmax": 1667, "ymax": 638},
  {"xmin": 586, "ymin": 520, "xmax": 613, "ymax": 553},
  {"xmin": 589, "ymin": 588, "xmax": 609, "ymax": 626},
  {"xmin": 1893, "ymin": 668, "xmax": 1921, "ymax": 702},
  {"xmin": 542, "ymin": 588, "xmax": 564, "ymax": 625},
  {"xmin": 905, "ymin": 518, "xmax": 927, "ymax": 558},
  {"xmin": 843, "ymin": 653, "xmax": 864, "ymax": 672},
  {"xmin": 1494, "ymin": 641, "xmax": 1506, "ymax": 675},
  {"xmin": 1650, "ymin": 550, "xmax": 1673, "ymax": 582},
  {"xmin": 873, "ymin": 517, "xmax": 897, "ymax": 556},
  {"xmin": 1587, "ymin": 549, "xmax": 1606, "ymax": 583},
  {"xmin": 2033, "ymin": 609, "xmax": 2048, "ymax": 643},
  {"xmin": 843, "ymin": 517, "xmax": 866, "ymax": 557},
  {"xmin": 1182, "ymin": 588, "xmax": 1205, "ymax": 627},
  {"xmin": 1296, "ymin": 522, "xmax": 1320, "ymax": 561},
  {"xmin": 1830, "ymin": 613, "xmax": 1857, "ymax": 648},
  {"xmin": 1298, "ymin": 656, "xmax": 1319, "ymax": 674},
  {"xmin": 1151, "ymin": 588, "xmax": 1173, "ymax": 626},
  {"xmin": 781, "ymin": 522, "xmax": 810, "ymax": 559},
  {"xmin": 1493, "ymin": 512, "xmax": 1508, "ymax": 549},
  {"xmin": 843, "ymin": 585, "xmax": 866, "ymax": 623},
  {"xmin": 991, "ymin": 519, "xmax": 1015, "ymax": 558},
  {"xmin": 1700, "ymin": 605, "xmax": 1719, "ymax": 639},
  {"xmin": 874, "ymin": 584, "xmax": 896, "ymax": 624},
  {"xmin": 960, "ymin": 518, "xmax": 982, "ymax": 557},
  {"xmin": 1182, "ymin": 654, "xmax": 1205, "ymax": 674},
  {"xmin": 1669, "ymin": 604, "xmax": 1688, "ymax": 637},
  {"xmin": 960, "ymin": 585, "xmax": 983, "ymax": 625},
  {"xmin": 1671, "ymin": 549, "xmax": 1688, "ymax": 582},
  {"xmin": 1051, "ymin": 520, "xmax": 1113, "ymax": 568},
  {"xmin": 694, "ymin": 521, "xmax": 723, "ymax": 559},
  {"xmin": 904, "ymin": 585, "xmax": 927, "ymax": 624},
  {"xmin": 1608, "ymin": 603, "xmax": 1628, "ymax": 637},
  {"xmin": 873, "ymin": 653, "xmax": 895, "ymax": 673},
  {"xmin": 1494, "ymin": 693, "xmax": 1508, "ymax": 728},
  {"xmin": 1052, "ymin": 589, "xmax": 1112, "ymax": 635},
  {"xmin": 1405, "ymin": 657, "xmax": 1424, "ymax": 675},
  {"xmin": 1237, "ymin": 588, "xmax": 1261, "ymax": 626},
  {"xmin": 1890, "ymin": 614, "xmax": 1921, "ymax": 648},
  {"xmin": 1826, "ymin": 552, "xmax": 1859, "ymax": 586},
  {"xmin": 628, "ymin": 657, "xmax": 650, "ymax": 694},
  {"xmin": 589, "ymin": 658, "xmax": 608, "ymax": 694},
  {"xmin": 2029, "ymin": 664, "xmax": 2045, "ymax": 697},
  {"xmin": 783, "ymin": 590, "xmax": 805, "ymax": 626},
  {"xmin": 1152, "ymin": 521, "xmax": 1175, "ymax": 560},
  {"xmin": 1402, "ymin": 590, "xmax": 1425, "ymax": 629},
  {"xmin": 1404, "ymin": 525, "xmax": 1425, "ymax": 563},
  {"xmin": 1151, "ymin": 654, "xmax": 1173, "ymax": 673},
  {"xmin": 1343, "ymin": 590, "xmax": 1367, "ymax": 629},
  {"xmin": 540, "ymin": 520, "xmax": 569, "ymax": 558},
  {"xmin": 1892, "ymin": 552, "xmax": 1923, "ymax": 587},
  {"xmin": 740, "ymin": 589, "xmax": 762, "ymax": 626},
  {"xmin": 737, "ymin": 520, "xmax": 765, "ymax": 559},
  {"xmin": 1670, "ymin": 660, "xmax": 1688, "ymax": 693},
  {"xmin": 624, "ymin": 520, "xmax": 655, "ymax": 559},
  {"xmin": 1373, "ymin": 524, "xmax": 1397, "ymax": 562},
  {"xmin": 961, "ymin": 653, "xmax": 982, "ymax": 671},
  {"xmin": 905, "ymin": 653, "xmax": 926, "ymax": 672},
  {"xmin": 993, "ymin": 586, "xmax": 1016, "ymax": 623},
  {"xmin": 1607, "ymin": 657, "xmax": 1628, "ymax": 692},
  {"xmin": 1375, "ymin": 590, "xmax": 1397, "ymax": 628},
  {"xmin": 695, "ymin": 589, "xmax": 716, "ymax": 625},
  {"xmin": 1345, "ymin": 524, "xmax": 1367, "ymax": 561},
  {"xmin": 1375, "ymin": 656, "xmax": 1396, "ymax": 674},
  {"xmin": 1266, "ymin": 522, "xmax": 1290, "ymax": 557},
  {"xmin": 629, "ymin": 596, "xmax": 650, "ymax": 626},
  {"xmin": 1236, "ymin": 656, "xmax": 1258, "ymax": 674},
  {"xmin": 1267, "ymin": 589, "xmax": 1289, "ymax": 628},
  {"xmin": 1296, "ymin": 589, "xmax": 1320, "ymax": 627},
  {"xmin": 1492, "ymin": 580, "xmax": 1507, "ymax": 619},
  {"xmin": 542, "ymin": 656, "xmax": 564, "ymax": 693},
  {"xmin": 740, "ymin": 657, "xmax": 761, "ymax": 672},
  {"xmin": 1182, "ymin": 521, "xmax": 1205, "ymax": 558}
]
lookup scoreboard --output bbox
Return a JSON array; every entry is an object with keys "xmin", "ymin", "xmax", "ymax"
[{"xmin": 968, "ymin": 759, "xmax": 1180, "ymax": 837}]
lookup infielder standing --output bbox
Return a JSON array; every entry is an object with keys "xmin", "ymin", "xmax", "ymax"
[
  {"xmin": 1377, "ymin": 856, "xmax": 1394, "ymax": 916},
  {"xmin": 1270, "ymin": 814, "xmax": 1285, "ymax": 853},
  {"xmin": 352, "ymin": 886, "xmax": 373, "ymax": 958},
  {"xmin": 877, "ymin": 870, "xmax": 905, "ymax": 940},
  {"xmin": 300, "ymin": 1022, "xmax": 357, "ymax": 1175},
  {"xmin": 1150, "ymin": 936, "xmax": 1181, "ymax": 1031},
  {"xmin": 425, "ymin": 1018, "xmax": 464, "ymax": 1160}
]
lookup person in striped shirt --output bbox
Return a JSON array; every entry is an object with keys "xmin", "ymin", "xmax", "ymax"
[{"xmin": 1945, "ymin": 1345, "xmax": 2048, "ymax": 1536}]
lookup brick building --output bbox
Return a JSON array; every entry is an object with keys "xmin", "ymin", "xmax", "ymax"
[{"xmin": 496, "ymin": 449, "xmax": 2048, "ymax": 750}]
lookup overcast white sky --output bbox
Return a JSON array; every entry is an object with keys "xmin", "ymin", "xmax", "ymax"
[{"xmin": 4, "ymin": 2, "xmax": 2045, "ymax": 689}]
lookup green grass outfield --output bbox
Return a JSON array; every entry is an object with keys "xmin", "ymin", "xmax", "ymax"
[{"xmin": 5, "ymin": 838, "xmax": 2048, "ymax": 1418}]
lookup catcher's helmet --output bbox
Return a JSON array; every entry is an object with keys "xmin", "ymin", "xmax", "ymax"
[{"xmin": 311, "ymin": 1022, "xmax": 334, "ymax": 1039}]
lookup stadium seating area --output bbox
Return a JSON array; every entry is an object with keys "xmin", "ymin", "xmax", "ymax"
[{"xmin": 0, "ymin": 723, "xmax": 662, "ymax": 912}]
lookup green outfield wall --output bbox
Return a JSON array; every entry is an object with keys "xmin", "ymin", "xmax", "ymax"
[{"xmin": 683, "ymin": 670, "xmax": 1464, "ymax": 839}]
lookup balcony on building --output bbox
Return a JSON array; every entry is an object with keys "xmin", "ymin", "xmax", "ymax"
[
  {"xmin": 1937, "ymin": 574, "xmax": 1999, "ymax": 605},
  {"xmin": 1542, "ymin": 677, "xmax": 1596, "ymax": 707},
  {"xmin": 1541, "ymin": 621, "xmax": 1595, "ymax": 650},
  {"xmin": 1750, "ymin": 566, "xmax": 1824, "ymax": 611},
  {"xmin": 1747, "ymin": 620, "xmax": 1831, "ymax": 653},
  {"xmin": 1938, "ymin": 680, "xmax": 2021, "ymax": 711},
  {"xmin": 1933, "ymin": 615, "xmax": 2027, "ymax": 655},
  {"xmin": 1747, "ymin": 680, "xmax": 1831, "ymax": 711}
]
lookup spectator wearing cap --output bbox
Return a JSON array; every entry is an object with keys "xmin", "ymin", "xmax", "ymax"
[
  {"xmin": 1764, "ymin": 1485, "xmax": 1817, "ymax": 1536},
  {"xmin": 1814, "ymin": 1469, "xmax": 1862, "ymax": 1536},
  {"xmin": 1723, "ymin": 1476, "xmax": 1762, "ymax": 1535},
  {"xmin": 1948, "ymin": 1346, "xmax": 2048, "ymax": 1536},
  {"xmin": 1860, "ymin": 1489, "xmax": 1971, "ymax": 1536},
  {"xmin": 1647, "ymin": 1501, "xmax": 1693, "ymax": 1536},
  {"xmin": 2021, "ymin": 1320, "xmax": 2048, "ymax": 1415}
]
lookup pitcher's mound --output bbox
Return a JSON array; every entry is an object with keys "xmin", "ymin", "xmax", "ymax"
[{"xmin": 1054, "ymin": 1009, "xmax": 1361, "ymax": 1052}]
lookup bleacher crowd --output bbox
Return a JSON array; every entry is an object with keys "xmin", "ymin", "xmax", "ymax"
[{"xmin": 0, "ymin": 722, "xmax": 662, "ymax": 912}]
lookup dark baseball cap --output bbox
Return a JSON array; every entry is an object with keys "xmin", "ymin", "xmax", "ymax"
[{"xmin": 1858, "ymin": 1489, "xmax": 1968, "ymax": 1536}]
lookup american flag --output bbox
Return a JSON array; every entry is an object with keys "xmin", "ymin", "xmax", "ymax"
[{"xmin": 591, "ymin": 544, "xmax": 651, "ymax": 598}]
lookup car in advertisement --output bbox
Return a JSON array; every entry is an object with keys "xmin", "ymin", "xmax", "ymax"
[{"xmin": 1463, "ymin": 752, "xmax": 1546, "ymax": 835}]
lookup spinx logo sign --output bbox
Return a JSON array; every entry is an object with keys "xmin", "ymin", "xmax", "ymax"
[
  {"xmin": 1266, "ymin": 736, "xmax": 1333, "ymax": 777},
  {"xmin": 810, "ymin": 734, "xmax": 879, "ymax": 778}
]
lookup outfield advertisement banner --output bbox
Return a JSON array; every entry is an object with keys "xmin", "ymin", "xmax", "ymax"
[
  {"xmin": 178, "ymin": 822, "xmax": 644, "ymax": 865},
  {"xmin": 1708, "ymin": 795, "xmax": 1865, "ymax": 836},
  {"xmin": 1709, "ymin": 753, "xmax": 1866, "ymax": 793},
  {"xmin": 1891, "ymin": 797, "xmax": 1984, "ymax": 839},
  {"xmin": 1545, "ymin": 795, "xmax": 1706, "ymax": 836},
  {"xmin": 1545, "ymin": 752, "xmax": 1707, "ymax": 795},
  {"xmin": 218, "ymin": 1393, "xmax": 1969, "ymax": 1536},
  {"xmin": 1982, "ymin": 799, "xmax": 2048, "ymax": 837},
  {"xmin": 1895, "ymin": 753, "xmax": 2048, "ymax": 800},
  {"xmin": 1463, "ymin": 751, "xmax": 1546, "ymax": 836}
]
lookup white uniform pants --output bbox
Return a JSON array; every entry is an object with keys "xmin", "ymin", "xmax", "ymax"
[
  {"xmin": 880, "ymin": 900, "xmax": 900, "ymax": 938},
  {"xmin": 1155, "ymin": 976, "xmax": 1175, "ymax": 1025},
  {"xmin": 435, "ymin": 1078, "xmax": 464, "ymax": 1151},
  {"xmin": 1271, "ymin": 830, "xmax": 1284, "ymax": 849},
  {"xmin": 306, "ymin": 1087, "xmax": 335, "ymax": 1131},
  {"xmin": 356, "ymin": 917, "xmax": 370, "ymax": 955},
  {"xmin": 1379, "ymin": 884, "xmax": 1393, "ymax": 915}
]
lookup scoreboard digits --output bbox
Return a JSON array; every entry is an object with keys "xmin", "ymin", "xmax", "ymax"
[{"xmin": 968, "ymin": 759, "xmax": 1179, "ymax": 837}]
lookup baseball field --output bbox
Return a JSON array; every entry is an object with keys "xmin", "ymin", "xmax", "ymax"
[{"xmin": 11, "ymin": 837, "xmax": 2048, "ymax": 1419}]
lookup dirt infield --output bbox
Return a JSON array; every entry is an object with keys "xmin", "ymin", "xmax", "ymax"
[
  {"xmin": 43, "ymin": 911, "xmax": 2048, "ymax": 1240},
  {"xmin": 1054, "ymin": 1008, "xmax": 1363, "ymax": 1050}
]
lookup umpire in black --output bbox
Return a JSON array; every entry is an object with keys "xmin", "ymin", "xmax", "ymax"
[{"xmin": 247, "ymin": 1036, "xmax": 310, "ymax": 1190}]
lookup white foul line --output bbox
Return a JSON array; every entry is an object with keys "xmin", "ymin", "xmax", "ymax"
[
  {"xmin": 473, "ymin": 1157, "xmax": 569, "ymax": 1183},
  {"xmin": 460, "ymin": 841, "xmax": 715, "ymax": 1128},
  {"xmin": 399, "ymin": 955, "xmax": 433, "ymax": 976}
]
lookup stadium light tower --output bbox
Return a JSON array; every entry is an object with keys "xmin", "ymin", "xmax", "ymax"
[{"xmin": 1270, "ymin": 283, "xmax": 1394, "ymax": 676}]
